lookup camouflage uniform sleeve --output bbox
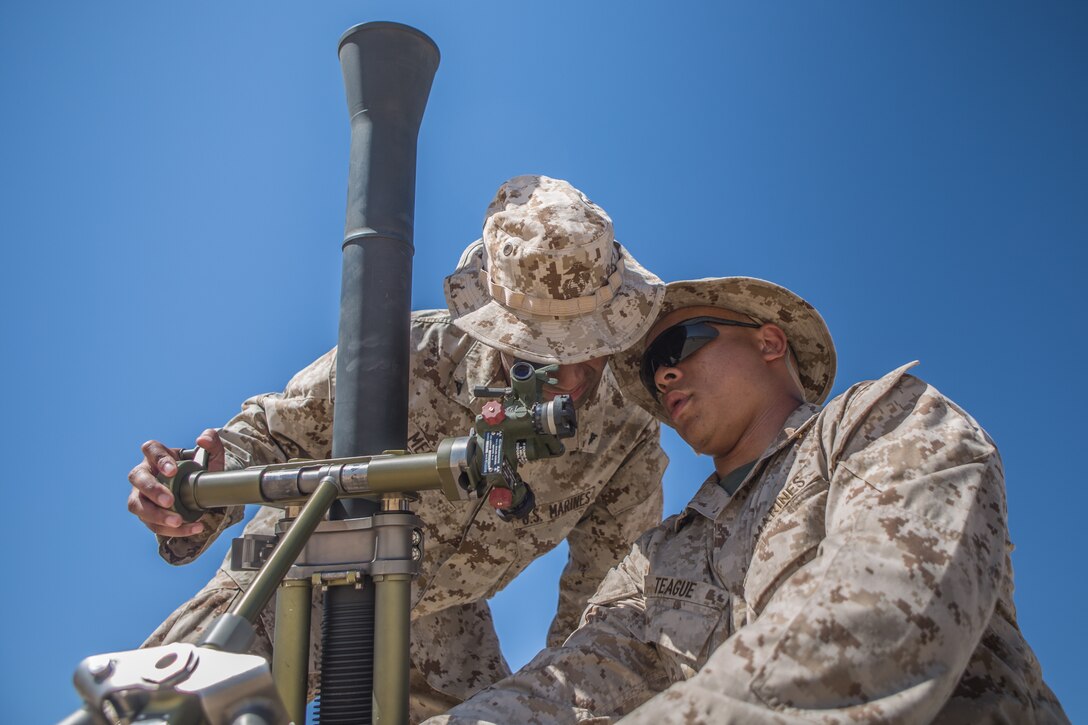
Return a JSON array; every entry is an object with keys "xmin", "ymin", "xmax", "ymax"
[
  {"xmin": 156, "ymin": 350, "xmax": 336, "ymax": 565},
  {"xmin": 617, "ymin": 375, "xmax": 1009, "ymax": 724},
  {"xmin": 547, "ymin": 421, "xmax": 667, "ymax": 646},
  {"xmin": 424, "ymin": 537, "xmax": 668, "ymax": 725}
]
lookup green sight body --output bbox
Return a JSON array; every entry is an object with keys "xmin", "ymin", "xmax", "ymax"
[{"xmin": 471, "ymin": 362, "xmax": 575, "ymax": 518}]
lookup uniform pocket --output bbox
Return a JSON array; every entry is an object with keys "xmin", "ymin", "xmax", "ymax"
[{"xmin": 644, "ymin": 576, "xmax": 730, "ymax": 681}]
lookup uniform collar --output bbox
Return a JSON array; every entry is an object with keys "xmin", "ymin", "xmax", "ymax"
[
  {"xmin": 679, "ymin": 471, "xmax": 737, "ymax": 526},
  {"xmin": 760, "ymin": 401, "xmax": 822, "ymax": 462}
]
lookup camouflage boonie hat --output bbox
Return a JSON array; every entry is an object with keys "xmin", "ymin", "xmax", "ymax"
[
  {"xmin": 444, "ymin": 175, "xmax": 665, "ymax": 364},
  {"xmin": 613, "ymin": 277, "xmax": 837, "ymax": 424}
]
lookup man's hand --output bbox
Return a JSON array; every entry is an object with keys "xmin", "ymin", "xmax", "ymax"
[{"xmin": 127, "ymin": 429, "xmax": 225, "ymax": 537}]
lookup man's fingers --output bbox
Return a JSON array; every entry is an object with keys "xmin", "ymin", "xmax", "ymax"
[
  {"xmin": 131, "ymin": 433, "xmax": 216, "ymax": 533},
  {"xmin": 127, "ymin": 490, "xmax": 182, "ymax": 527},
  {"xmin": 127, "ymin": 490, "xmax": 204, "ymax": 537},
  {"xmin": 141, "ymin": 439, "xmax": 180, "ymax": 477},
  {"xmin": 129, "ymin": 462, "xmax": 174, "ymax": 508},
  {"xmin": 195, "ymin": 429, "xmax": 226, "ymax": 472}
]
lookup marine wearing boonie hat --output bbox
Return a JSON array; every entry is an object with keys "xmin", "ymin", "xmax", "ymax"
[
  {"xmin": 612, "ymin": 276, "xmax": 837, "ymax": 424},
  {"xmin": 422, "ymin": 275, "xmax": 1067, "ymax": 725},
  {"xmin": 444, "ymin": 175, "xmax": 665, "ymax": 364}
]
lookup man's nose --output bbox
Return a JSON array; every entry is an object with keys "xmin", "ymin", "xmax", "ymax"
[
  {"xmin": 654, "ymin": 365, "xmax": 680, "ymax": 394},
  {"xmin": 554, "ymin": 363, "xmax": 592, "ymax": 389}
]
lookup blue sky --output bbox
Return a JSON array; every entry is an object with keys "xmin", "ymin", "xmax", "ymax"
[{"xmin": 2, "ymin": 2, "xmax": 1084, "ymax": 722}]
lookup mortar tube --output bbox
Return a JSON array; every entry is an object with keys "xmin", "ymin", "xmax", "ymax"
[{"xmin": 326, "ymin": 22, "xmax": 439, "ymax": 725}]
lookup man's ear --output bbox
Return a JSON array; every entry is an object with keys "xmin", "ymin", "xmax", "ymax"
[{"xmin": 757, "ymin": 323, "xmax": 790, "ymax": 362}]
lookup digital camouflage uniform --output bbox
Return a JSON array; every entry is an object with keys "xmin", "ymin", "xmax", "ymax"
[
  {"xmin": 428, "ymin": 362, "xmax": 1067, "ymax": 724},
  {"xmin": 144, "ymin": 310, "xmax": 667, "ymax": 721}
]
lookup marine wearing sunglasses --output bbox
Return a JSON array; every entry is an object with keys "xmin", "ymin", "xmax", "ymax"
[{"xmin": 639, "ymin": 317, "xmax": 762, "ymax": 398}]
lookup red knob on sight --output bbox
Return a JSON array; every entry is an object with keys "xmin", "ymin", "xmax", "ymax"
[
  {"xmin": 482, "ymin": 400, "xmax": 505, "ymax": 424},
  {"xmin": 488, "ymin": 487, "xmax": 513, "ymax": 511}
]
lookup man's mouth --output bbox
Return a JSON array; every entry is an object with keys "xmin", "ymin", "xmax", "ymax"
[
  {"xmin": 547, "ymin": 381, "xmax": 587, "ymax": 403},
  {"xmin": 664, "ymin": 391, "xmax": 690, "ymax": 420}
]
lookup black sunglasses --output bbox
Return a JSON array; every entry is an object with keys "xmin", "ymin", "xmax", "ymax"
[{"xmin": 640, "ymin": 316, "xmax": 762, "ymax": 397}]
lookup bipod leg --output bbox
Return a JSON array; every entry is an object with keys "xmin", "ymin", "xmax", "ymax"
[
  {"xmin": 372, "ymin": 494, "xmax": 416, "ymax": 724},
  {"xmin": 373, "ymin": 573, "xmax": 411, "ymax": 724},
  {"xmin": 274, "ymin": 577, "xmax": 313, "ymax": 725}
]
